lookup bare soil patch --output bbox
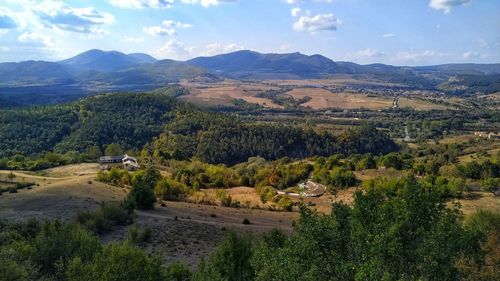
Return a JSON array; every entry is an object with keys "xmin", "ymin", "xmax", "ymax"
[
  {"xmin": 285, "ymin": 88, "xmax": 393, "ymax": 110},
  {"xmin": 452, "ymin": 192, "xmax": 500, "ymax": 216},
  {"xmin": 354, "ymin": 168, "xmax": 404, "ymax": 181},
  {"xmin": 0, "ymin": 170, "xmax": 125, "ymax": 221},
  {"xmin": 398, "ymin": 98, "xmax": 449, "ymax": 110},
  {"xmin": 180, "ymin": 81, "xmax": 282, "ymax": 108}
]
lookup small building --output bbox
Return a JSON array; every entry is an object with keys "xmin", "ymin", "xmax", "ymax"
[
  {"xmin": 99, "ymin": 156, "xmax": 124, "ymax": 164},
  {"xmin": 474, "ymin": 131, "xmax": 500, "ymax": 140},
  {"xmin": 99, "ymin": 154, "xmax": 140, "ymax": 171},
  {"xmin": 122, "ymin": 155, "xmax": 140, "ymax": 171}
]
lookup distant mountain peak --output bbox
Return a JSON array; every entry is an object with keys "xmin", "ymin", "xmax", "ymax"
[
  {"xmin": 59, "ymin": 49, "xmax": 157, "ymax": 72},
  {"xmin": 127, "ymin": 53, "xmax": 158, "ymax": 64}
]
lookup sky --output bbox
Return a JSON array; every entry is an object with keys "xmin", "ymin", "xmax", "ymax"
[{"xmin": 0, "ymin": 0, "xmax": 499, "ymax": 65}]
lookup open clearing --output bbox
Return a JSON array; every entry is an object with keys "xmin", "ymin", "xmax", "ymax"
[
  {"xmin": 0, "ymin": 165, "xmax": 298, "ymax": 267},
  {"xmin": 182, "ymin": 80, "xmax": 452, "ymax": 111},
  {"xmin": 180, "ymin": 81, "xmax": 283, "ymax": 108},
  {"xmin": 286, "ymin": 88, "xmax": 393, "ymax": 110},
  {"xmin": 1, "ymin": 163, "xmax": 498, "ymax": 267},
  {"xmin": 453, "ymin": 192, "xmax": 500, "ymax": 215}
]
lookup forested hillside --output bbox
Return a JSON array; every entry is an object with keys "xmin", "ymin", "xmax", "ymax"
[{"xmin": 0, "ymin": 88, "xmax": 397, "ymax": 169}]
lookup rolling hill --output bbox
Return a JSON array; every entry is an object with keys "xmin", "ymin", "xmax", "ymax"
[
  {"xmin": 59, "ymin": 49, "xmax": 157, "ymax": 72},
  {"xmin": 187, "ymin": 50, "xmax": 346, "ymax": 78},
  {"xmin": 1, "ymin": 49, "xmax": 499, "ymax": 106}
]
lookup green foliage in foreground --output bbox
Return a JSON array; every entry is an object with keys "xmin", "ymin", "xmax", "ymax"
[
  {"xmin": 194, "ymin": 177, "xmax": 497, "ymax": 281},
  {"xmin": 1, "ymin": 176, "xmax": 497, "ymax": 281},
  {"xmin": 76, "ymin": 202, "xmax": 134, "ymax": 234}
]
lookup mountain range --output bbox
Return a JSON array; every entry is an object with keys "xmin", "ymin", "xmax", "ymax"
[{"xmin": 0, "ymin": 49, "xmax": 499, "ymax": 106}]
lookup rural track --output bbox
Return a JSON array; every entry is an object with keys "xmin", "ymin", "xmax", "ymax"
[{"xmin": 135, "ymin": 208, "xmax": 294, "ymax": 232}]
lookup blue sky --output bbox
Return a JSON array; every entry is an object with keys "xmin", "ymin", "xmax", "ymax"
[{"xmin": 0, "ymin": 0, "xmax": 499, "ymax": 65}]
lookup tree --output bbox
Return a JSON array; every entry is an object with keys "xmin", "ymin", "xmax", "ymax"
[
  {"xmin": 381, "ymin": 152, "xmax": 403, "ymax": 170},
  {"xmin": 253, "ymin": 176, "xmax": 479, "ymax": 280},
  {"xmin": 165, "ymin": 262, "xmax": 192, "ymax": 281},
  {"xmin": 480, "ymin": 178, "xmax": 500, "ymax": 193},
  {"xmin": 154, "ymin": 179, "xmax": 187, "ymax": 201},
  {"xmin": 192, "ymin": 232, "xmax": 254, "ymax": 281},
  {"xmin": 66, "ymin": 243, "xmax": 166, "ymax": 281},
  {"xmin": 356, "ymin": 154, "xmax": 377, "ymax": 170},
  {"xmin": 87, "ymin": 145, "xmax": 102, "ymax": 161},
  {"xmin": 105, "ymin": 143, "xmax": 124, "ymax": 156},
  {"xmin": 127, "ymin": 181, "xmax": 156, "ymax": 210},
  {"xmin": 132, "ymin": 168, "xmax": 161, "ymax": 189},
  {"xmin": 127, "ymin": 167, "xmax": 160, "ymax": 210}
]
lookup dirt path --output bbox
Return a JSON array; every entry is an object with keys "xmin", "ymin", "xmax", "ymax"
[
  {"xmin": 102, "ymin": 202, "xmax": 297, "ymax": 268},
  {"xmin": 0, "ymin": 165, "xmax": 126, "ymax": 221}
]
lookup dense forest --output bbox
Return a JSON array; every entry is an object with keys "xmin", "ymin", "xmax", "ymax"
[{"xmin": 0, "ymin": 88, "xmax": 397, "ymax": 169}]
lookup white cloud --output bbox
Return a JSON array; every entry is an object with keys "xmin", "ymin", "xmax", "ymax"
[
  {"xmin": 162, "ymin": 20, "xmax": 194, "ymax": 28},
  {"xmin": 181, "ymin": 0, "xmax": 238, "ymax": 7},
  {"xmin": 393, "ymin": 50, "xmax": 445, "ymax": 63},
  {"xmin": 153, "ymin": 40, "xmax": 244, "ymax": 60},
  {"xmin": 286, "ymin": 0, "xmax": 334, "ymax": 3},
  {"xmin": 123, "ymin": 36, "xmax": 145, "ymax": 43},
  {"xmin": 462, "ymin": 51, "xmax": 480, "ymax": 59},
  {"xmin": 154, "ymin": 39, "xmax": 194, "ymax": 60},
  {"xmin": 34, "ymin": 0, "xmax": 114, "ymax": 33},
  {"xmin": 280, "ymin": 44, "xmax": 293, "ymax": 51},
  {"xmin": 143, "ymin": 26, "xmax": 176, "ymax": 36},
  {"xmin": 293, "ymin": 13, "xmax": 339, "ymax": 34},
  {"xmin": 0, "ymin": 7, "xmax": 18, "ymax": 29},
  {"xmin": 382, "ymin": 33, "xmax": 395, "ymax": 38},
  {"xmin": 429, "ymin": 0, "xmax": 471, "ymax": 14},
  {"xmin": 200, "ymin": 43, "xmax": 244, "ymax": 56},
  {"xmin": 354, "ymin": 48, "xmax": 386, "ymax": 58},
  {"xmin": 110, "ymin": 0, "xmax": 237, "ymax": 8},
  {"xmin": 143, "ymin": 20, "xmax": 193, "ymax": 36},
  {"xmin": 18, "ymin": 31, "xmax": 54, "ymax": 47},
  {"xmin": 108, "ymin": 0, "xmax": 174, "ymax": 9},
  {"xmin": 291, "ymin": 7, "xmax": 301, "ymax": 17}
]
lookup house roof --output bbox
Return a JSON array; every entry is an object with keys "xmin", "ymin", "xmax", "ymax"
[{"xmin": 99, "ymin": 156, "xmax": 124, "ymax": 161}]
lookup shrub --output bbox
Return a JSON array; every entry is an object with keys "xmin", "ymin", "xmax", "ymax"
[
  {"xmin": 257, "ymin": 186, "xmax": 277, "ymax": 204},
  {"xmin": 155, "ymin": 179, "xmax": 188, "ymax": 201},
  {"xmin": 165, "ymin": 262, "xmax": 192, "ymax": 281},
  {"xmin": 31, "ymin": 221, "xmax": 101, "ymax": 275},
  {"xmin": 76, "ymin": 202, "xmax": 133, "ymax": 234},
  {"xmin": 215, "ymin": 189, "xmax": 232, "ymax": 207},
  {"xmin": 192, "ymin": 232, "xmax": 254, "ymax": 281},
  {"xmin": 128, "ymin": 181, "xmax": 156, "ymax": 210},
  {"xmin": 127, "ymin": 226, "xmax": 152, "ymax": 245},
  {"xmin": 66, "ymin": 243, "xmax": 166, "ymax": 281},
  {"xmin": 480, "ymin": 178, "xmax": 500, "ymax": 193},
  {"xmin": 277, "ymin": 194, "xmax": 293, "ymax": 212}
]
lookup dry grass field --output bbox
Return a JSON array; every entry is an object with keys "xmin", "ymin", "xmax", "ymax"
[
  {"xmin": 1, "ymin": 163, "xmax": 497, "ymax": 267},
  {"xmin": 452, "ymin": 192, "xmax": 500, "ymax": 215},
  {"xmin": 286, "ymin": 88, "xmax": 393, "ymax": 110},
  {"xmin": 180, "ymin": 81, "xmax": 283, "ymax": 108},
  {"xmin": 190, "ymin": 186, "xmax": 357, "ymax": 214},
  {"xmin": 181, "ymin": 79, "xmax": 453, "ymax": 111},
  {"xmin": 354, "ymin": 168, "xmax": 405, "ymax": 182},
  {"xmin": 0, "ymin": 165, "xmax": 125, "ymax": 221},
  {"xmin": 398, "ymin": 97, "xmax": 449, "ymax": 110},
  {"xmin": 266, "ymin": 76, "xmax": 403, "ymax": 87}
]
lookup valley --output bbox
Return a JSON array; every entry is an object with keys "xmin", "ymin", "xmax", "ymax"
[{"xmin": 0, "ymin": 51, "xmax": 499, "ymax": 281}]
